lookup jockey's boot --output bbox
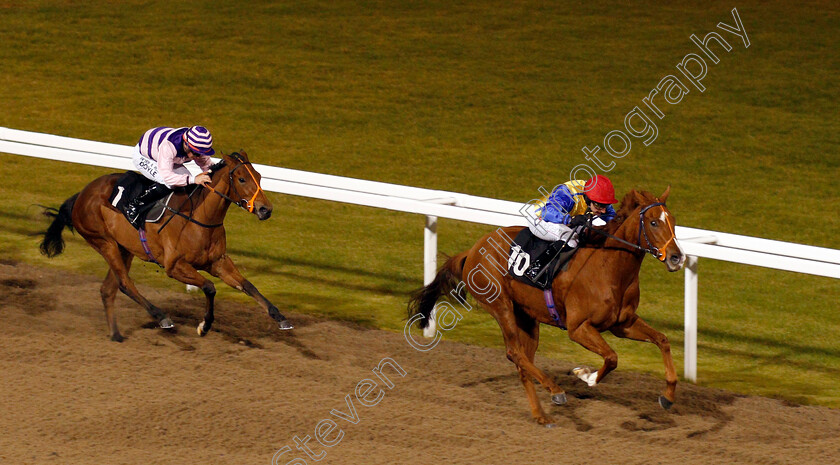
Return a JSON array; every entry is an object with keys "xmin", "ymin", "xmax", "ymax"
[
  {"xmin": 123, "ymin": 183, "xmax": 172, "ymax": 229},
  {"xmin": 525, "ymin": 240, "xmax": 574, "ymax": 283}
]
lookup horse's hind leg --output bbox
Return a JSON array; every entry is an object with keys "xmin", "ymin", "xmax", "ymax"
[
  {"xmin": 486, "ymin": 300, "xmax": 567, "ymax": 417},
  {"xmin": 100, "ymin": 247, "xmax": 133, "ymax": 342},
  {"xmin": 568, "ymin": 321, "xmax": 618, "ymax": 387},
  {"xmin": 610, "ymin": 316, "xmax": 677, "ymax": 409},
  {"xmin": 513, "ymin": 308, "xmax": 556, "ymax": 426},
  {"xmin": 89, "ymin": 238, "xmax": 173, "ymax": 330}
]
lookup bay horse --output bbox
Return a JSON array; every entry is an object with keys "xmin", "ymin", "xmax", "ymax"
[
  {"xmin": 408, "ymin": 187, "xmax": 685, "ymax": 426},
  {"xmin": 40, "ymin": 151, "xmax": 293, "ymax": 342}
]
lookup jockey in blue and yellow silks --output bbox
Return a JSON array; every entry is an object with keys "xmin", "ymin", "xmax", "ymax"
[
  {"xmin": 527, "ymin": 175, "xmax": 618, "ymax": 248},
  {"xmin": 520, "ymin": 175, "xmax": 619, "ymax": 285}
]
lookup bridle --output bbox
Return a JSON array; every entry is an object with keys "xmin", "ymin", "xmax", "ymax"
[
  {"xmin": 586, "ymin": 202, "xmax": 676, "ymax": 261},
  {"xmin": 636, "ymin": 202, "xmax": 676, "ymax": 262},
  {"xmin": 204, "ymin": 155, "xmax": 265, "ymax": 214},
  {"xmin": 157, "ymin": 154, "xmax": 265, "ymax": 232}
]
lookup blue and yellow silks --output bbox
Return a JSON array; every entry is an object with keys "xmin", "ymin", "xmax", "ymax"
[{"xmin": 536, "ymin": 180, "xmax": 616, "ymax": 225}]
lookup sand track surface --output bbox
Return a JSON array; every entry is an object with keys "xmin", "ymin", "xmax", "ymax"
[{"xmin": 1, "ymin": 260, "xmax": 838, "ymax": 465}]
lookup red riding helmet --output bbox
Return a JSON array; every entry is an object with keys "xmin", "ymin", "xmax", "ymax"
[{"xmin": 584, "ymin": 175, "xmax": 618, "ymax": 204}]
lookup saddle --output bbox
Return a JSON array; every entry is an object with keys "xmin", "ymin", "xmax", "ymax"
[
  {"xmin": 508, "ymin": 228, "xmax": 580, "ymax": 290},
  {"xmin": 108, "ymin": 172, "xmax": 180, "ymax": 223}
]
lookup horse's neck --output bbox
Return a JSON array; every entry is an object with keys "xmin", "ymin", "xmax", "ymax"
[
  {"xmin": 600, "ymin": 209, "xmax": 645, "ymax": 273},
  {"xmin": 194, "ymin": 172, "xmax": 233, "ymax": 224},
  {"xmin": 613, "ymin": 211, "xmax": 639, "ymax": 245}
]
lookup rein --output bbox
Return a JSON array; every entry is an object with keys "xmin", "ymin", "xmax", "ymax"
[
  {"xmin": 204, "ymin": 159, "xmax": 264, "ymax": 214},
  {"xmin": 157, "ymin": 187, "xmax": 222, "ymax": 232},
  {"xmin": 584, "ymin": 202, "xmax": 673, "ymax": 261},
  {"xmin": 161, "ymin": 205, "xmax": 224, "ymax": 229},
  {"xmin": 156, "ymin": 155, "xmax": 265, "ymax": 231}
]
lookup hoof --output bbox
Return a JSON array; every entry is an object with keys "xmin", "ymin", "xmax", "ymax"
[
  {"xmin": 573, "ymin": 366, "xmax": 598, "ymax": 387},
  {"xmin": 197, "ymin": 322, "xmax": 208, "ymax": 337},
  {"xmin": 277, "ymin": 319, "xmax": 294, "ymax": 331},
  {"xmin": 659, "ymin": 395, "xmax": 674, "ymax": 410},
  {"xmin": 551, "ymin": 393, "xmax": 567, "ymax": 406},
  {"xmin": 110, "ymin": 333, "xmax": 125, "ymax": 343},
  {"xmin": 572, "ymin": 366, "xmax": 590, "ymax": 376},
  {"xmin": 543, "ymin": 422, "xmax": 558, "ymax": 429},
  {"xmin": 159, "ymin": 317, "xmax": 174, "ymax": 330}
]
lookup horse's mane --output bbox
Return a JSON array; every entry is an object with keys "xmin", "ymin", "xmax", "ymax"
[
  {"xmin": 208, "ymin": 151, "xmax": 250, "ymax": 175},
  {"xmin": 585, "ymin": 189, "xmax": 656, "ymax": 247},
  {"xmin": 209, "ymin": 159, "xmax": 227, "ymax": 174}
]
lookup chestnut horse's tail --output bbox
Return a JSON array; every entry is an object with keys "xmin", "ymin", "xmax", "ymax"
[
  {"xmin": 39, "ymin": 193, "xmax": 79, "ymax": 258},
  {"xmin": 407, "ymin": 251, "xmax": 469, "ymax": 329}
]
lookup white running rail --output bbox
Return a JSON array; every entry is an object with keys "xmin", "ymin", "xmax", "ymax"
[{"xmin": 2, "ymin": 127, "xmax": 838, "ymax": 382}]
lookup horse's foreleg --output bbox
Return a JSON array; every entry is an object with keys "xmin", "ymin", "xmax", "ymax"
[
  {"xmin": 568, "ymin": 321, "xmax": 618, "ymax": 387},
  {"xmin": 166, "ymin": 261, "xmax": 216, "ymax": 336},
  {"xmin": 89, "ymin": 238, "xmax": 172, "ymax": 330},
  {"xmin": 209, "ymin": 255, "xmax": 293, "ymax": 330},
  {"xmin": 610, "ymin": 316, "xmax": 677, "ymax": 409}
]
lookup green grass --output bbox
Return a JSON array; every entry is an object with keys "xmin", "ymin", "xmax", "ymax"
[{"xmin": 1, "ymin": 1, "xmax": 838, "ymax": 406}]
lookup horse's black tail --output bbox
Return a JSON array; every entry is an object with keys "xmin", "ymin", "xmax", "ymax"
[
  {"xmin": 39, "ymin": 193, "xmax": 79, "ymax": 258},
  {"xmin": 407, "ymin": 251, "xmax": 469, "ymax": 329}
]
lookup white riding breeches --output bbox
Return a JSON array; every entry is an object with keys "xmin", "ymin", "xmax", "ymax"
[{"xmin": 523, "ymin": 204, "xmax": 579, "ymax": 247}]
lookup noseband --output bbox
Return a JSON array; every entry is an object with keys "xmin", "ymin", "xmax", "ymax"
[
  {"xmin": 207, "ymin": 156, "xmax": 265, "ymax": 213},
  {"xmin": 637, "ymin": 202, "xmax": 676, "ymax": 262},
  {"xmin": 585, "ymin": 202, "xmax": 676, "ymax": 261}
]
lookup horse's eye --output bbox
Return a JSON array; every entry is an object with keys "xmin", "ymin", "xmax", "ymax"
[
  {"xmin": 238, "ymin": 177, "xmax": 246, "ymax": 183},
  {"xmin": 650, "ymin": 220, "xmax": 658, "ymax": 227}
]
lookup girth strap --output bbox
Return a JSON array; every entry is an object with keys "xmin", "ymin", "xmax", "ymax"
[
  {"xmin": 138, "ymin": 227, "xmax": 162, "ymax": 267},
  {"xmin": 543, "ymin": 288, "xmax": 566, "ymax": 330}
]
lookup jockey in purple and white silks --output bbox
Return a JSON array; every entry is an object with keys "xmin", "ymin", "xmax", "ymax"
[{"xmin": 123, "ymin": 126, "xmax": 216, "ymax": 228}]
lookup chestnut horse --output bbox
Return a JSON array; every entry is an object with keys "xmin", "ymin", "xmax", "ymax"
[
  {"xmin": 40, "ymin": 151, "xmax": 293, "ymax": 341},
  {"xmin": 408, "ymin": 187, "xmax": 685, "ymax": 426}
]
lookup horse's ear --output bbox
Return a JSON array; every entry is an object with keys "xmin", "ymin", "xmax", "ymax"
[
  {"xmin": 239, "ymin": 150, "xmax": 248, "ymax": 159},
  {"xmin": 659, "ymin": 185, "xmax": 671, "ymax": 203},
  {"xmin": 632, "ymin": 189, "xmax": 647, "ymax": 206}
]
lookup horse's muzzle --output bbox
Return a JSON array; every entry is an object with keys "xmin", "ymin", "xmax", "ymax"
[
  {"xmin": 666, "ymin": 252, "xmax": 685, "ymax": 272},
  {"xmin": 257, "ymin": 205, "xmax": 272, "ymax": 220}
]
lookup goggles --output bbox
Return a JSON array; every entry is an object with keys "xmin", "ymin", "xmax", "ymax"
[{"xmin": 587, "ymin": 199, "xmax": 610, "ymax": 210}]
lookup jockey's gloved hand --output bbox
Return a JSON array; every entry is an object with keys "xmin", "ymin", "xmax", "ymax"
[{"xmin": 568, "ymin": 214, "xmax": 592, "ymax": 228}]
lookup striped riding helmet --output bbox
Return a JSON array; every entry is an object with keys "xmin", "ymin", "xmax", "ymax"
[{"xmin": 185, "ymin": 126, "xmax": 215, "ymax": 156}]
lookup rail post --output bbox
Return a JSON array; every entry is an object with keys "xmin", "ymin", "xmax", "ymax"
[
  {"xmin": 423, "ymin": 215, "xmax": 438, "ymax": 338},
  {"xmin": 684, "ymin": 255, "xmax": 699, "ymax": 382}
]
